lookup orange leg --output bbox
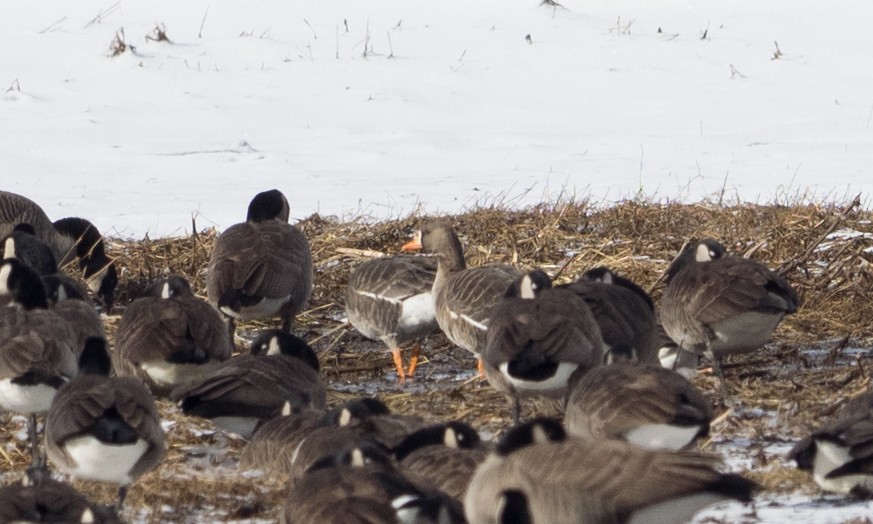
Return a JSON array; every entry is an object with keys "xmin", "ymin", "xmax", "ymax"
[
  {"xmin": 406, "ymin": 344, "xmax": 422, "ymax": 378},
  {"xmin": 477, "ymin": 357, "xmax": 486, "ymax": 378},
  {"xmin": 391, "ymin": 347, "xmax": 406, "ymax": 382}
]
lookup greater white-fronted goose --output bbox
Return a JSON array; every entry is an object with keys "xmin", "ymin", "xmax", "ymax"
[
  {"xmin": 206, "ymin": 189, "xmax": 313, "ymax": 337},
  {"xmin": 561, "ymin": 266, "xmax": 660, "ymax": 363},
  {"xmin": 401, "ymin": 221, "xmax": 522, "ymax": 373},
  {"xmin": 114, "ymin": 275, "xmax": 232, "ymax": 396},
  {"xmin": 45, "ymin": 337, "xmax": 164, "ymax": 507},
  {"xmin": 564, "ymin": 355, "xmax": 713, "ymax": 451},
  {"xmin": 482, "ymin": 269, "xmax": 604, "ymax": 423},
  {"xmin": 660, "ymin": 238, "xmax": 799, "ymax": 400},
  {"xmin": 0, "ymin": 191, "xmax": 63, "ymax": 259},
  {"xmin": 790, "ymin": 390, "xmax": 873, "ymax": 495},
  {"xmin": 0, "ymin": 474, "xmax": 120, "ymax": 524},
  {"xmin": 42, "ymin": 273, "xmax": 106, "ymax": 356},
  {"xmin": 393, "ymin": 420, "xmax": 490, "ymax": 500},
  {"xmin": 172, "ymin": 329, "xmax": 326, "ymax": 439},
  {"xmin": 464, "ymin": 418, "xmax": 757, "ymax": 524},
  {"xmin": 52, "ymin": 217, "xmax": 118, "ymax": 312},
  {"xmin": 0, "ymin": 259, "xmax": 79, "ymax": 466},
  {"xmin": 2, "ymin": 224, "xmax": 58, "ymax": 276},
  {"xmin": 345, "ymin": 254, "xmax": 439, "ymax": 380}
]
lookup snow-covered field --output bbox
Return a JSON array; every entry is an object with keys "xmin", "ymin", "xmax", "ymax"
[{"xmin": 2, "ymin": 0, "xmax": 871, "ymax": 238}]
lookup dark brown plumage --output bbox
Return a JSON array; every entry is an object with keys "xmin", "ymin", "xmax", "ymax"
[
  {"xmin": 0, "ymin": 475, "xmax": 120, "ymax": 524},
  {"xmin": 345, "ymin": 254, "xmax": 438, "ymax": 380},
  {"xmin": 206, "ymin": 189, "xmax": 313, "ymax": 335},
  {"xmin": 114, "ymin": 275, "xmax": 232, "ymax": 396},
  {"xmin": 482, "ymin": 269, "xmax": 604, "ymax": 423},
  {"xmin": 465, "ymin": 418, "xmax": 756, "ymax": 524},
  {"xmin": 45, "ymin": 338, "xmax": 164, "ymax": 506},
  {"xmin": 660, "ymin": 238, "xmax": 798, "ymax": 399},
  {"xmin": 171, "ymin": 329, "xmax": 326, "ymax": 439},
  {"xmin": 0, "ymin": 191, "xmax": 63, "ymax": 260},
  {"xmin": 562, "ymin": 267, "xmax": 659, "ymax": 363},
  {"xmin": 564, "ymin": 361, "xmax": 713, "ymax": 450}
]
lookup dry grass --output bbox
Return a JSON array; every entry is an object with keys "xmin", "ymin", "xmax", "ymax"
[{"xmin": 3, "ymin": 198, "xmax": 873, "ymax": 521}]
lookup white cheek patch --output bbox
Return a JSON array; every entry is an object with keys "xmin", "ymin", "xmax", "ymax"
[
  {"xmin": 0, "ymin": 263, "xmax": 11, "ymax": 294},
  {"xmin": 3, "ymin": 237, "xmax": 16, "ymax": 259},
  {"xmin": 695, "ymin": 243, "xmax": 713, "ymax": 262}
]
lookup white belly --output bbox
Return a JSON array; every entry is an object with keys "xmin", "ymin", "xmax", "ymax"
[
  {"xmin": 62, "ymin": 435, "xmax": 149, "ymax": 484},
  {"xmin": 397, "ymin": 293, "xmax": 435, "ymax": 331},
  {"xmin": 0, "ymin": 379, "xmax": 58, "ymax": 413},
  {"xmin": 624, "ymin": 423, "xmax": 703, "ymax": 451},
  {"xmin": 629, "ymin": 492, "xmax": 729, "ymax": 524},
  {"xmin": 709, "ymin": 311, "xmax": 783, "ymax": 355},
  {"xmin": 221, "ymin": 295, "xmax": 290, "ymax": 320},
  {"xmin": 141, "ymin": 360, "xmax": 217, "ymax": 388}
]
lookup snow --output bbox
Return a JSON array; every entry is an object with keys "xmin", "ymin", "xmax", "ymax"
[{"xmin": 2, "ymin": 0, "xmax": 871, "ymax": 239}]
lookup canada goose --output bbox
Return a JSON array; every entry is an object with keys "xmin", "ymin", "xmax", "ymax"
[
  {"xmin": 2, "ymin": 224, "xmax": 59, "ymax": 276},
  {"xmin": 45, "ymin": 337, "xmax": 165, "ymax": 507},
  {"xmin": 290, "ymin": 397, "xmax": 425, "ymax": 481},
  {"xmin": 52, "ymin": 217, "xmax": 118, "ymax": 312},
  {"xmin": 564, "ymin": 355, "xmax": 713, "ymax": 451},
  {"xmin": 0, "ymin": 259, "xmax": 79, "ymax": 466},
  {"xmin": 394, "ymin": 420, "xmax": 489, "ymax": 500},
  {"xmin": 561, "ymin": 267, "xmax": 659, "ymax": 363},
  {"xmin": 0, "ymin": 191, "xmax": 63, "ymax": 259},
  {"xmin": 42, "ymin": 273, "xmax": 106, "ymax": 356},
  {"xmin": 401, "ymin": 221, "xmax": 522, "ymax": 373},
  {"xmin": 345, "ymin": 254, "xmax": 439, "ymax": 380},
  {"xmin": 659, "ymin": 238, "xmax": 798, "ymax": 400},
  {"xmin": 285, "ymin": 443, "xmax": 463, "ymax": 524},
  {"xmin": 172, "ymin": 329, "xmax": 326, "ymax": 439},
  {"xmin": 482, "ymin": 269, "xmax": 604, "ymax": 423},
  {"xmin": 0, "ymin": 474, "xmax": 119, "ymax": 524},
  {"xmin": 206, "ymin": 189, "xmax": 313, "ymax": 337},
  {"xmin": 238, "ymin": 403, "xmax": 326, "ymax": 472},
  {"xmin": 241, "ymin": 396, "xmax": 396, "ymax": 474},
  {"xmin": 114, "ymin": 275, "xmax": 232, "ymax": 396},
  {"xmin": 465, "ymin": 418, "xmax": 757, "ymax": 524},
  {"xmin": 789, "ymin": 390, "xmax": 873, "ymax": 495}
]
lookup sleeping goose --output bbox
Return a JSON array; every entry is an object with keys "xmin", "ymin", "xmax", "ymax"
[
  {"xmin": 0, "ymin": 474, "xmax": 119, "ymax": 524},
  {"xmin": 562, "ymin": 267, "xmax": 659, "ymax": 363},
  {"xmin": 52, "ymin": 217, "xmax": 118, "ymax": 313},
  {"xmin": 42, "ymin": 273, "xmax": 105, "ymax": 356},
  {"xmin": 482, "ymin": 269, "xmax": 604, "ymax": 423},
  {"xmin": 238, "ymin": 402, "xmax": 326, "ymax": 473},
  {"xmin": 0, "ymin": 191, "xmax": 63, "ymax": 259},
  {"xmin": 464, "ymin": 418, "xmax": 757, "ymax": 524},
  {"xmin": 206, "ymin": 189, "xmax": 313, "ymax": 338},
  {"xmin": 401, "ymin": 221, "xmax": 521, "ymax": 373},
  {"xmin": 0, "ymin": 259, "xmax": 79, "ymax": 466},
  {"xmin": 659, "ymin": 238, "xmax": 798, "ymax": 401},
  {"xmin": 46, "ymin": 337, "xmax": 164, "ymax": 508},
  {"xmin": 2, "ymin": 224, "xmax": 58, "ymax": 276},
  {"xmin": 564, "ymin": 346, "xmax": 713, "ymax": 450},
  {"xmin": 790, "ymin": 389, "xmax": 873, "ymax": 496},
  {"xmin": 394, "ymin": 420, "xmax": 490, "ymax": 501},
  {"xmin": 114, "ymin": 275, "xmax": 232, "ymax": 396},
  {"xmin": 172, "ymin": 329, "xmax": 326, "ymax": 439},
  {"xmin": 345, "ymin": 254, "xmax": 438, "ymax": 381}
]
